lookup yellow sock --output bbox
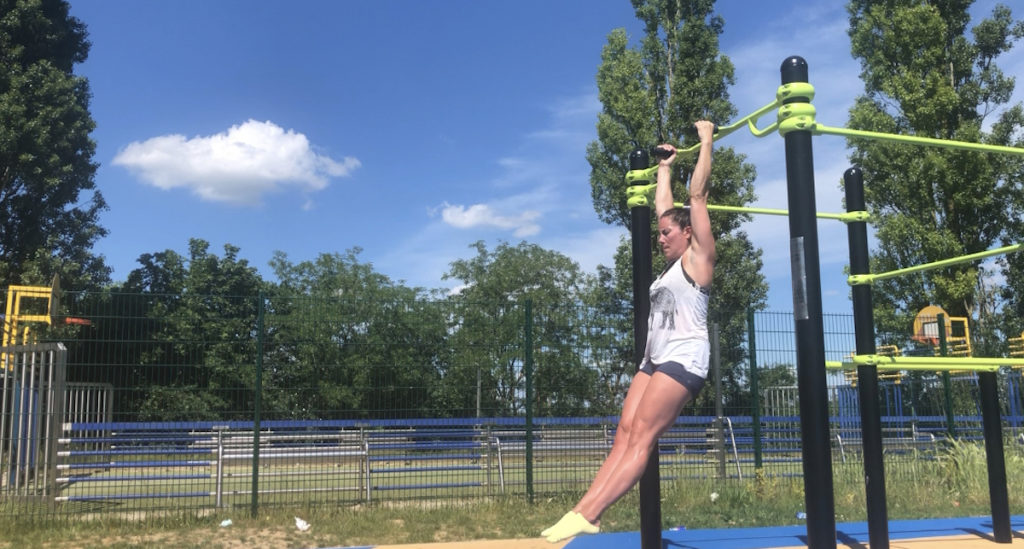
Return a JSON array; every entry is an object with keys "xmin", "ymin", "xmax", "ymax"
[
  {"xmin": 540, "ymin": 511, "xmax": 574, "ymax": 537},
  {"xmin": 544, "ymin": 511, "xmax": 599, "ymax": 543}
]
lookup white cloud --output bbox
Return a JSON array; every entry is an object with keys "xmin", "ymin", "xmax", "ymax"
[
  {"xmin": 439, "ymin": 202, "xmax": 541, "ymax": 237},
  {"xmin": 112, "ymin": 119, "xmax": 359, "ymax": 206}
]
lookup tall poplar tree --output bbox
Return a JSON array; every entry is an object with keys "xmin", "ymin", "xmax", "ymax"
[
  {"xmin": 845, "ymin": 1, "xmax": 1024, "ymax": 343},
  {"xmin": 0, "ymin": 0, "xmax": 110, "ymax": 290},
  {"xmin": 586, "ymin": 0, "xmax": 767, "ymax": 412}
]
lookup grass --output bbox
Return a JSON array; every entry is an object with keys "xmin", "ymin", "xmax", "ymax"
[{"xmin": 2, "ymin": 441, "xmax": 1022, "ymax": 548}]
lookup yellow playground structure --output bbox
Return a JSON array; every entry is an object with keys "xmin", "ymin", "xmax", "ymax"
[
  {"xmin": 2, "ymin": 275, "xmax": 62, "ymax": 349},
  {"xmin": 1, "ymin": 275, "xmax": 90, "ymax": 355},
  {"xmin": 844, "ymin": 305, "xmax": 973, "ymax": 385},
  {"xmin": 1011, "ymin": 331, "xmax": 1024, "ymax": 359},
  {"xmin": 910, "ymin": 304, "xmax": 972, "ymax": 357}
]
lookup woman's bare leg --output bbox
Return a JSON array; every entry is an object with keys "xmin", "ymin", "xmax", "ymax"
[
  {"xmin": 571, "ymin": 372, "xmax": 651, "ymax": 515},
  {"xmin": 541, "ymin": 373, "xmax": 650, "ymax": 539},
  {"xmin": 574, "ymin": 371, "xmax": 692, "ymax": 524}
]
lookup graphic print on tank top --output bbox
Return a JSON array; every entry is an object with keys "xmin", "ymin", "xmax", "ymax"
[{"xmin": 650, "ymin": 286, "xmax": 676, "ymax": 330}]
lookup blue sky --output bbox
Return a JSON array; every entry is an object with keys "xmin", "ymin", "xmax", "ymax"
[{"xmin": 67, "ymin": 1, "xmax": 1023, "ymax": 313}]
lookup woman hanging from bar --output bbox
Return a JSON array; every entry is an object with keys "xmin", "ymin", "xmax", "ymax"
[{"xmin": 542, "ymin": 120, "xmax": 716, "ymax": 543}]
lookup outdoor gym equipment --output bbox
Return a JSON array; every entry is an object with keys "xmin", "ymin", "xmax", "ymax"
[{"xmin": 625, "ymin": 56, "xmax": 1023, "ymax": 549}]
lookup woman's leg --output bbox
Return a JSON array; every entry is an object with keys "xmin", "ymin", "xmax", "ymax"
[
  {"xmin": 574, "ymin": 371, "xmax": 693, "ymax": 524},
  {"xmin": 572, "ymin": 372, "xmax": 651, "ymax": 515},
  {"xmin": 541, "ymin": 373, "xmax": 650, "ymax": 538}
]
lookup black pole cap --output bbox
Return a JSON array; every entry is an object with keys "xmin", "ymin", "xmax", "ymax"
[
  {"xmin": 780, "ymin": 56, "xmax": 808, "ymax": 85},
  {"xmin": 629, "ymin": 149, "xmax": 650, "ymax": 170}
]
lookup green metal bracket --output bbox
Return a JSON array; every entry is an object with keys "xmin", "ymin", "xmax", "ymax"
[{"xmin": 627, "ymin": 184, "xmax": 655, "ymax": 208}]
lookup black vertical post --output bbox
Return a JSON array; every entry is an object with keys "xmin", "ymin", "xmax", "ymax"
[
  {"xmin": 978, "ymin": 371, "xmax": 1011, "ymax": 542},
  {"xmin": 629, "ymin": 149, "xmax": 660, "ymax": 549},
  {"xmin": 524, "ymin": 299, "xmax": 534, "ymax": 504},
  {"xmin": 748, "ymin": 309, "xmax": 763, "ymax": 469},
  {"xmin": 251, "ymin": 291, "xmax": 264, "ymax": 518},
  {"xmin": 938, "ymin": 314, "xmax": 957, "ymax": 439},
  {"xmin": 844, "ymin": 167, "xmax": 889, "ymax": 548},
  {"xmin": 713, "ymin": 323, "xmax": 725, "ymax": 478},
  {"xmin": 780, "ymin": 56, "xmax": 836, "ymax": 549}
]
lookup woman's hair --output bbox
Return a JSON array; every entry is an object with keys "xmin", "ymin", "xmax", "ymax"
[{"xmin": 660, "ymin": 205, "xmax": 691, "ymax": 229}]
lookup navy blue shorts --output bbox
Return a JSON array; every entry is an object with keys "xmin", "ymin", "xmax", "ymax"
[{"xmin": 638, "ymin": 360, "xmax": 706, "ymax": 396}]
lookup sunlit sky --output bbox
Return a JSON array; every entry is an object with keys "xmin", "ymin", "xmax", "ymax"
[{"xmin": 68, "ymin": 1, "xmax": 1023, "ymax": 313}]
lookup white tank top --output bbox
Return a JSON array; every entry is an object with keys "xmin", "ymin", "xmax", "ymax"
[{"xmin": 642, "ymin": 258, "xmax": 710, "ymax": 368}]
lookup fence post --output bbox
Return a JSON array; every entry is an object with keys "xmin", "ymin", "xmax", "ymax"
[
  {"xmin": 251, "ymin": 291, "xmax": 265, "ymax": 518},
  {"xmin": 747, "ymin": 310, "xmax": 762, "ymax": 469},
  {"xmin": 712, "ymin": 323, "xmax": 725, "ymax": 478},
  {"xmin": 524, "ymin": 298, "xmax": 534, "ymax": 504},
  {"xmin": 215, "ymin": 426, "xmax": 226, "ymax": 508},
  {"xmin": 937, "ymin": 313, "xmax": 956, "ymax": 439}
]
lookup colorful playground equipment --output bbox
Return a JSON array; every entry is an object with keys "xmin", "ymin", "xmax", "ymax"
[
  {"xmin": 911, "ymin": 305, "xmax": 972, "ymax": 357},
  {"xmin": 0, "ymin": 275, "xmax": 83, "ymax": 498},
  {"xmin": 1010, "ymin": 331, "xmax": 1024, "ymax": 358},
  {"xmin": 2, "ymin": 275, "xmax": 62, "ymax": 351}
]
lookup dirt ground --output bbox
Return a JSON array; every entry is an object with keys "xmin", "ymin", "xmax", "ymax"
[{"xmin": 375, "ymin": 539, "xmax": 568, "ymax": 549}]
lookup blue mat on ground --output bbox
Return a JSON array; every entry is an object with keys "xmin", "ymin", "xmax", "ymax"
[{"xmin": 563, "ymin": 515, "xmax": 1024, "ymax": 548}]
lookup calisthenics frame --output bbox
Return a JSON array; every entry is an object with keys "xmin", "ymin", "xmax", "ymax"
[{"xmin": 625, "ymin": 55, "xmax": 1024, "ymax": 549}]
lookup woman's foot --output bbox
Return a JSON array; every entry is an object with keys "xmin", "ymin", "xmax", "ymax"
[{"xmin": 543, "ymin": 511, "xmax": 599, "ymax": 543}]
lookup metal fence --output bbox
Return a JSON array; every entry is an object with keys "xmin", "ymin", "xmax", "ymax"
[{"xmin": 2, "ymin": 292, "xmax": 1023, "ymax": 518}]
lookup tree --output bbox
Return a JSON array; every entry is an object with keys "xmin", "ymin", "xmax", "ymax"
[
  {"xmin": 265, "ymin": 248, "xmax": 448, "ymax": 419},
  {"xmin": 577, "ymin": 241, "xmax": 640, "ymax": 414},
  {"xmin": 112, "ymin": 239, "xmax": 265, "ymax": 421},
  {"xmin": 0, "ymin": 0, "xmax": 110, "ymax": 291},
  {"xmin": 585, "ymin": 0, "xmax": 768, "ymax": 413},
  {"xmin": 443, "ymin": 241, "xmax": 600, "ymax": 416},
  {"xmin": 846, "ymin": 1, "xmax": 1024, "ymax": 342}
]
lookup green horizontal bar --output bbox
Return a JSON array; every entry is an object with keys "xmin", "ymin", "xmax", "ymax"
[
  {"xmin": 815, "ymin": 124, "xmax": 1024, "ymax": 156},
  {"xmin": 691, "ymin": 204, "xmax": 867, "ymax": 222},
  {"xmin": 825, "ymin": 354, "xmax": 1024, "ymax": 372},
  {"xmin": 668, "ymin": 96, "xmax": 783, "ymax": 158},
  {"xmin": 848, "ymin": 243, "xmax": 1023, "ymax": 285}
]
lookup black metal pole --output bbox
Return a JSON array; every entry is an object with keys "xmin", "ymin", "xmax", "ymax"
[
  {"xmin": 524, "ymin": 299, "xmax": 534, "ymax": 504},
  {"xmin": 978, "ymin": 371, "xmax": 1011, "ymax": 542},
  {"xmin": 844, "ymin": 167, "xmax": 889, "ymax": 548},
  {"xmin": 748, "ymin": 309, "xmax": 763, "ymax": 469},
  {"xmin": 780, "ymin": 56, "xmax": 836, "ymax": 549},
  {"xmin": 937, "ymin": 319, "xmax": 957, "ymax": 439},
  {"xmin": 628, "ymin": 149, "xmax": 660, "ymax": 549},
  {"xmin": 251, "ymin": 291, "xmax": 264, "ymax": 519}
]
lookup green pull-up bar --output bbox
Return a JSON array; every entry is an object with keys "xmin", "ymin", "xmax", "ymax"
[
  {"xmin": 847, "ymin": 243, "xmax": 1023, "ymax": 286},
  {"xmin": 824, "ymin": 354, "xmax": 1024, "ymax": 372},
  {"xmin": 694, "ymin": 203, "xmax": 869, "ymax": 223}
]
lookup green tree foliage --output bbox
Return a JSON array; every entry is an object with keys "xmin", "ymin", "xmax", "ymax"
[
  {"xmin": 846, "ymin": 0, "xmax": 1024, "ymax": 342},
  {"xmin": 111, "ymin": 239, "xmax": 265, "ymax": 420},
  {"xmin": 266, "ymin": 248, "xmax": 448, "ymax": 419},
  {"xmin": 443, "ymin": 241, "xmax": 602, "ymax": 417},
  {"xmin": 585, "ymin": 0, "xmax": 767, "ymax": 413},
  {"xmin": 578, "ymin": 241, "xmax": 639, "ymax": 413},
  {"xmin": 0, "ymin": 0, "xmax": 110, "ymax": 290}
]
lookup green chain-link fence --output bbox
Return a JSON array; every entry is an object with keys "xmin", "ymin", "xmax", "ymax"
[{"xmin": 2, "ymin": 292, "xmax": 1021, "ymax": 518}]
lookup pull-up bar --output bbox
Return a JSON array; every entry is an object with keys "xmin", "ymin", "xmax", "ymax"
[
  {"xmin": 685, "ymin": 203, "xmax": 869, "ymax": 223},
  {"xmin": 824, "ymin": 354, "xmax": 1024, "ymax": 373},
  {"xmin": 626, "ymin": 81, "xmax": 1024, "ymax": 191},
  {"xmin": 816, "ymin": 123, "xmax": 1024, "ymax": 156},
  {"xmin": 847, "ymin": 243, "xmax": 1023, "ymax": 286}
]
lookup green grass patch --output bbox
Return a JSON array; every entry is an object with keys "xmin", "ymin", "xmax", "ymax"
[{"xmin": 2, "ymin": 441, "xmax": 1022, "ymax": 548}]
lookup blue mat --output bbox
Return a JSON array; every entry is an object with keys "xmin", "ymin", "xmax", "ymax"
[{"xmin": 564, "ymin": 515, "xmax": 1024, "ymax": 548}]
